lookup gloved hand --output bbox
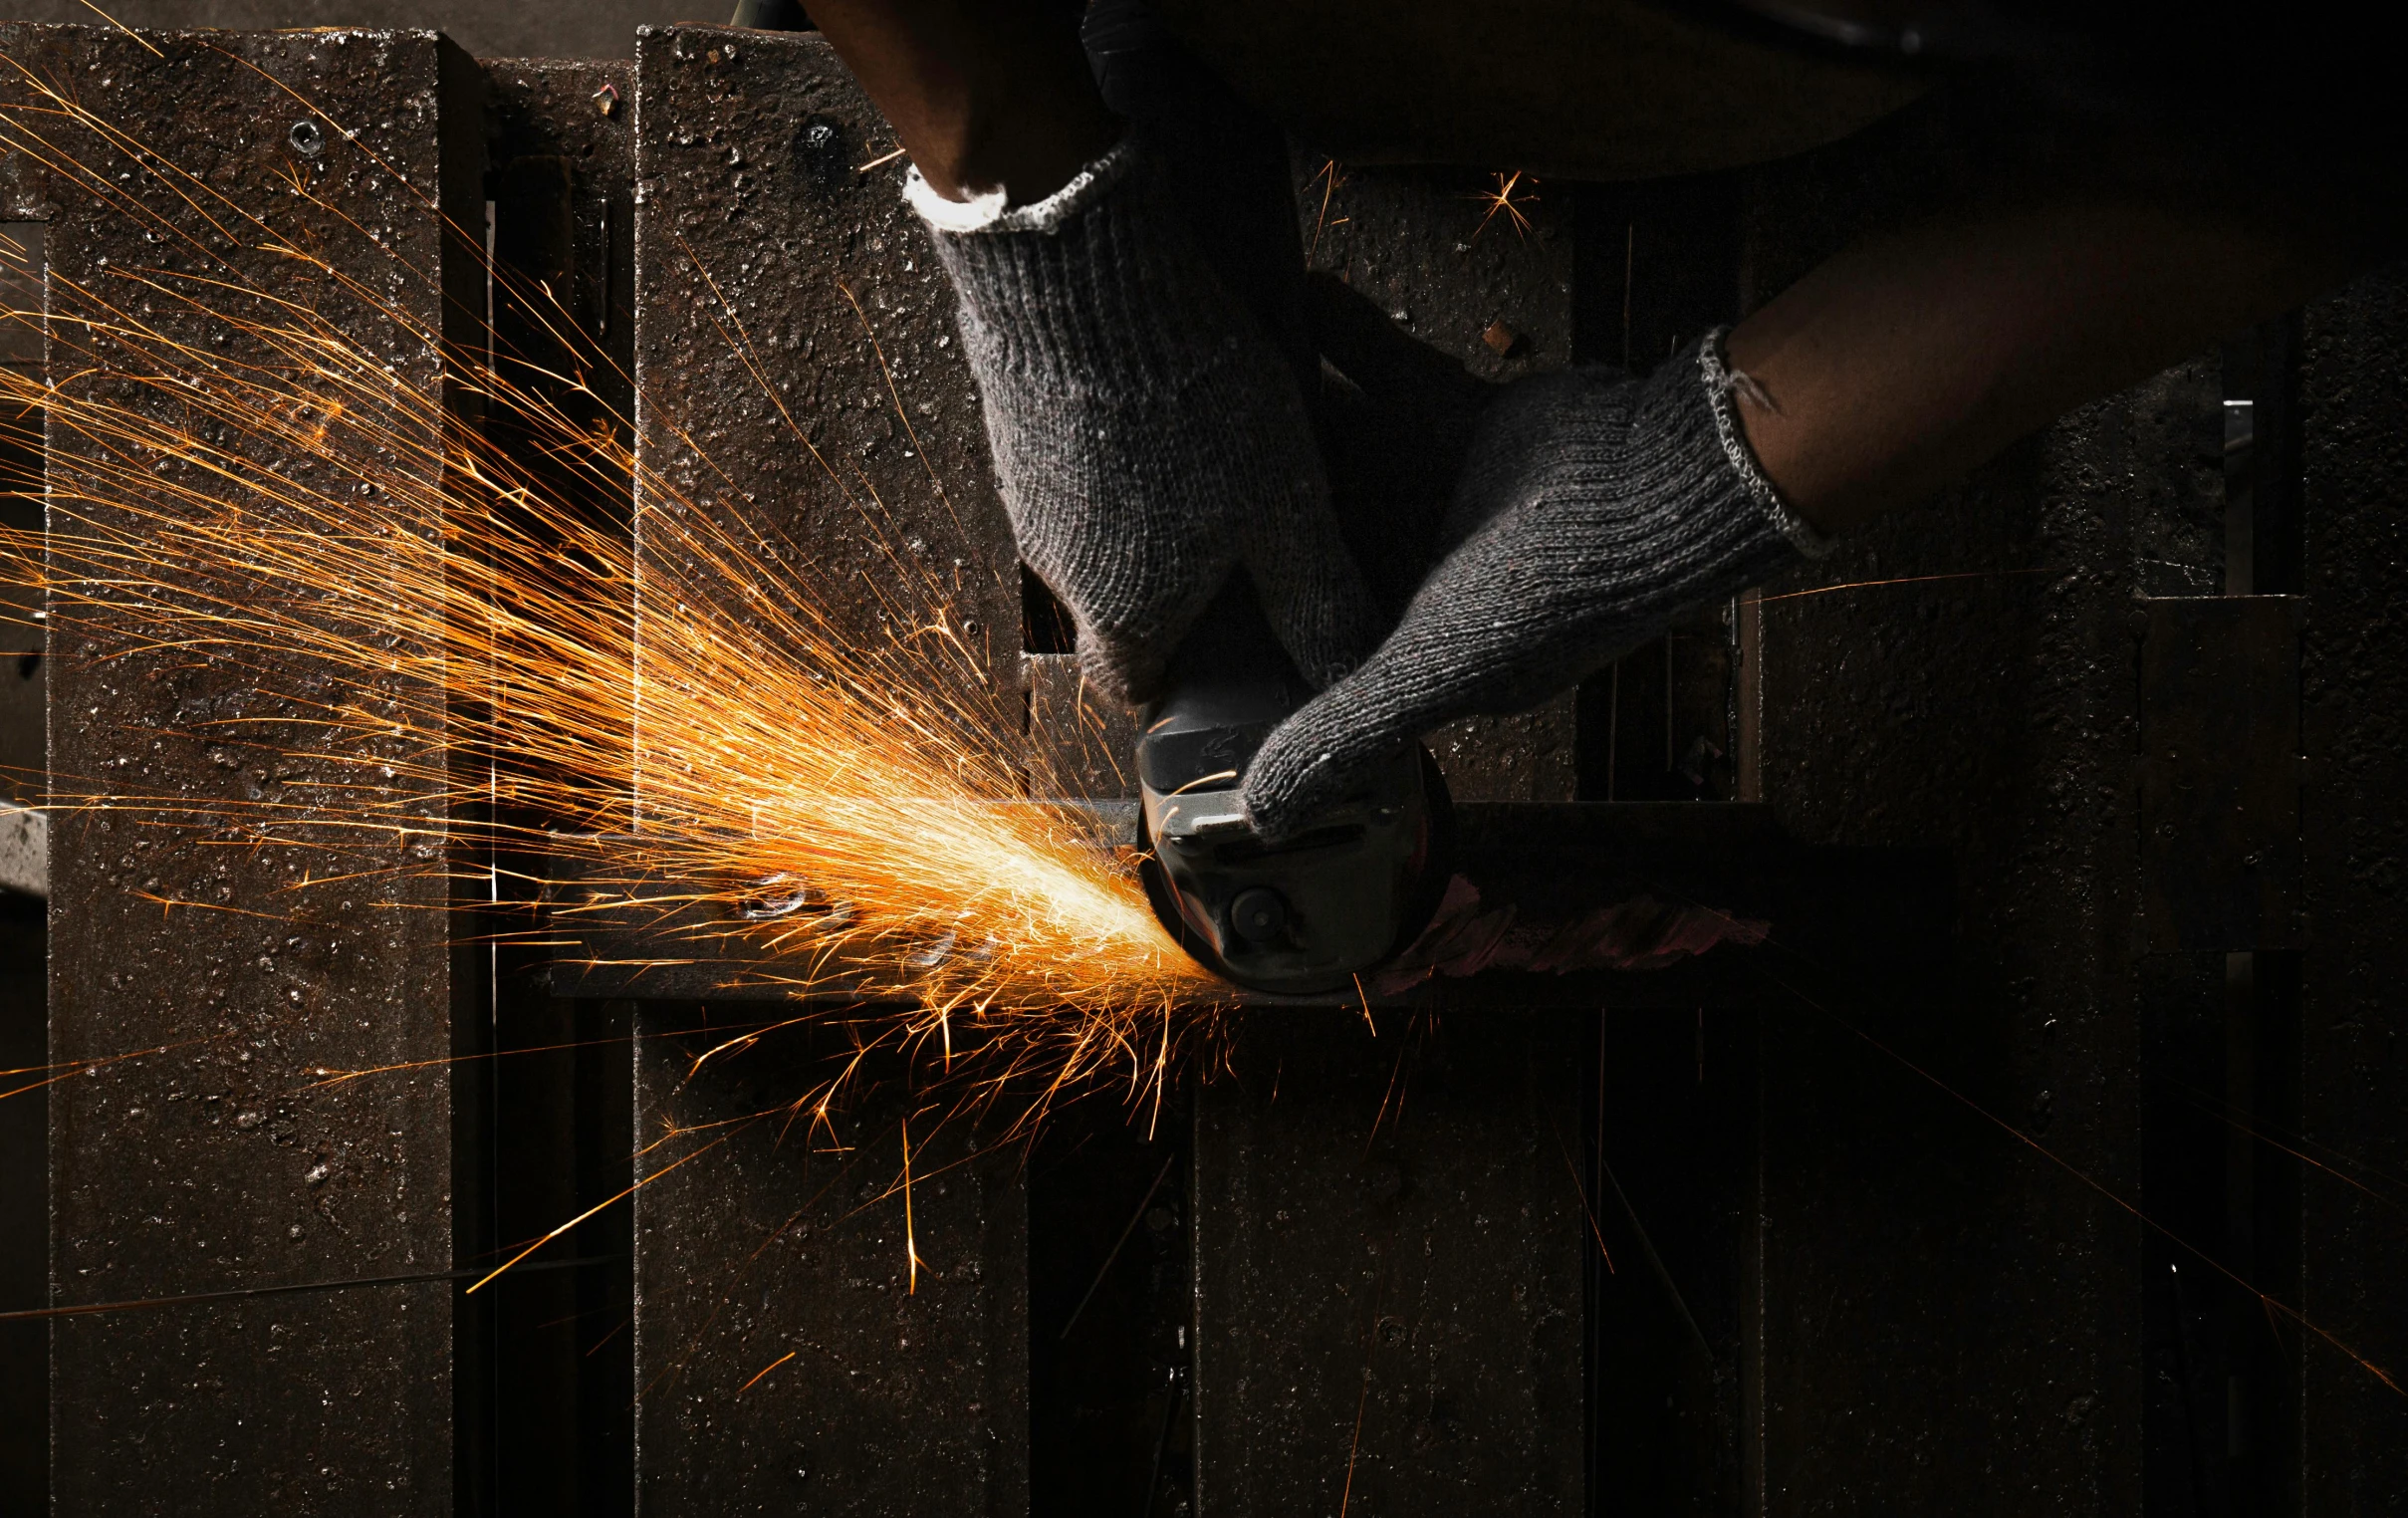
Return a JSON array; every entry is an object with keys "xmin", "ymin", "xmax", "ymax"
[
  {"xmin": 1241, "ymin": 330, "xmax": 1830, "ymax": 838},
  {"xmin": 909, "ymin": 136, "xmax": 1379, "ymax": 703}
]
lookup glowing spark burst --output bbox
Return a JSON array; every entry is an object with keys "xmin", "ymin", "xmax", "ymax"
[
  {"xmin": 0, "ymin": 46, "xmax": 1225, "ymax": 1165},
  {"xmin": 1469, "ymin": 169, "xmax": 1537, "ymax": 243}
]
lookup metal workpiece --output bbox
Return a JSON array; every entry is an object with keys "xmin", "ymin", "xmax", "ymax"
[
  {"xmin": 1190, "ymin": 1006, "xmax": 1587, "ymax": 1515},
  {"xmin": 2296, "ymin": 272, "xmax": 2408, "ymax": 1514},
  {"xmin": 27, "ymin": 24, "xmax": 487, "ymax": 1514},
  {"xmin": 542, "ymin": 803, "xmax": 1947, "ymax": 1009},
  {"xmin": 624, "ymin": 29, "xmax": 1032, "ymax": 1514},
  {"xmin": 629, "ymin": 1015, "xmax": 1029, "ymax": 1516}
]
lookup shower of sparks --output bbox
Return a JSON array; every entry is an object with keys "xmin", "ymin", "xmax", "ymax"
[
  {"xmin": 0, "ymin": 45, "xmax": 1224, "ymax": 1180},
  {"xmin": 1469, "ymin": 169, "xmax": 1537, "ymax": 243}
]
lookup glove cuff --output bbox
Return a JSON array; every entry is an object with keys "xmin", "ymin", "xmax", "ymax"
[
  {"xmin": 1697, "ymin": 327, "xmax": 1833, "ymax": 560},
  {"xmin": 903, "ymin": 134, "xmax": 1143, "ymax": 234},
  {"xmin": 906, "ymin": 136, "xmax": 1264, "ymax": 400}
]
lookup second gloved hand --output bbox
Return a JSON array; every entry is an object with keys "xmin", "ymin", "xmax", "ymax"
[
  {"xmin": 1241, "ymin": 330, "xmax": 1830, "ymax": 838},
  {"xmin": 910, "ymin": 137, "xmax": 1378, "ymax": 703}
]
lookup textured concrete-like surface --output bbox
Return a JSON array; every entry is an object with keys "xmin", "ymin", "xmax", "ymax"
[
  {"xmin": 26, "ymin": 23, "xmax": 483, "ymax": 1515},
  {"xmin": 629, "ymin": 1016, "xmax": 1028, "ymax": 1517},
  {"xmin": 0, "ymin": 0, "xmax": 664, "ymax": 62}
]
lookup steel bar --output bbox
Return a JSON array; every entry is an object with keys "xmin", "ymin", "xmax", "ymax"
[
  {"xmin": 27, "ymin": 23, "xmax": 487, "ymax": 1514},
  {"xmin": 540, "ymin": 803, "xmax": 1949, "ymax": 1010}
]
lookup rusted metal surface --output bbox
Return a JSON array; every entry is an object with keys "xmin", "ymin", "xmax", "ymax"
[
  {"xmin": 2296, "ymin": 269, "xmax": 2408, "ymax": 1514},
  {"xmin": 626, "ymin": 26, "xmax": 1030, "ymax": 1513},
  {"xmin": 1191, "ymin": 1007, "xmax": 1586, "ymax": 1514},
  {"xmin": 628, "ymin": 25, "xmax": 1022, "ymax": 739},
  {"xmin": 28, "ymin": 23, "xmax": 486, "ymax": 1514},
  {"xmin": 2135, "ymin": 595, "xmax": 2304, "ymax": 952}
]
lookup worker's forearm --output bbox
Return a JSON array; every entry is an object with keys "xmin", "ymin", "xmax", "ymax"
[
  {"xmin": 807, "ymin": 0, "xmax": 1116, "ymax": 204},
  {"xmin": 1727, "ymin": 198, "xmax": 2358, "ymax": 533}
]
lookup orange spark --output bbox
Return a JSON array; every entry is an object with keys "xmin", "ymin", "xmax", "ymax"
[
  {"xmin": 737, "ymin": 1349, "xmax": 797, "ymax": 1394},
  {"xmin": 1470, "ymin": 169, "xmax": 1537, "ymax": 243},
  {"xmin": 900, "ymin": 1115, "xmax": 921, "ymax": 1295}
]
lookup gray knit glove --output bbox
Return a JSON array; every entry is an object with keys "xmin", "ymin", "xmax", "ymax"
[
  {"xmin": 1242, "ymin": 332, "xmax": 1829, "ymax": 837},
  {"xmin": 909, "ymin": 138, "xmax": 1379, "ymax": 702}
]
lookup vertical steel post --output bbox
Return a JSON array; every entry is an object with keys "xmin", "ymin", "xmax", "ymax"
[
  {"xmin": 30, "ymin": 23, "xmax": 487, "ymax": 1514},
  {"xmin": 2295, "ymin": 271, "xmax": 2408, "ymax": 1515},
  {"xmin": 482, "ymin": 56, "xmax": 639, "ymax": 1516},
  {"xmin": 627, "ymin": 27, "xmax": 1028, "ymax": 1513},
  {"xmin": 1191, "ymin": 1008, "xmax": 1587, "ymax": 1513}
]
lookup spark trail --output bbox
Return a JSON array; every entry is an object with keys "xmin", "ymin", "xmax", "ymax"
[{"xmin": 0, "ymin": 45, "xmax": 1220, "ymax": 1142}]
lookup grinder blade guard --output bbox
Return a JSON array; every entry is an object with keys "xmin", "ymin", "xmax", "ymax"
[{"xmin": 1134, "ymin": 582, "xmax": 1450, "ymax": 996}]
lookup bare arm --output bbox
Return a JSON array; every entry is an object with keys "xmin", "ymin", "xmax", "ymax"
[
  {"xmin": 805, "ymin": 0, "xmax": 1116, "ymax": 204},
  {"xmin": 1728, "ymin": 195, "xmax": 2360, "ymax": 533}
]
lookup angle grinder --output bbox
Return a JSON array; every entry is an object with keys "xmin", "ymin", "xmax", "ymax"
[{"xmin": 1134, "ymin": 579, "xmax": 1450, "ymax": 996}]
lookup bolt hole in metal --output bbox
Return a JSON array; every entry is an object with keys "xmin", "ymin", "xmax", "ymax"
[
  {"xmin": 288, "ymin": 120, "xmax": 324, "ymax": 157},
  {"xmin": 1228, "ymin": 886, "xmax": 1288, "ymax": 946}
]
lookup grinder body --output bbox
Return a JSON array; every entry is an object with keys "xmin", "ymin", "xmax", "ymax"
[{"xmin": 1135, "ymin": 583, "xmax": 1444, "ymax": 995}]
